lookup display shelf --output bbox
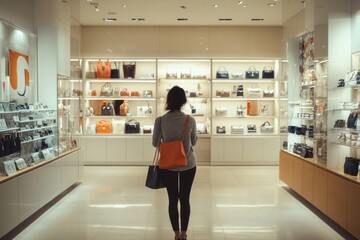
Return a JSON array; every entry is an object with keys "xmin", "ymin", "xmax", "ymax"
[
  {"xmin": 18, "ymin": 125, "xmax": 57, "ymax": 133},
  {"xmin": 84, "ymin": 97, "xmax": 157, "ymax": 101},
  {"xmin": 330, "ymin": 127, "xmax": 359, "ymax": 133},
  {"xmin": 20, "ymin": 134, "xmax": 56, "ymax": 144},
  {"xmin": 86, "ymin": 79, "xmax": 156, "ymax": 83},
  {"xmin": 212, "ymin": 79, "xmax": 278, "ymax": 83},
  {"xmin": 18, "ymin": 117, "xmax": 56, "ymax": 124},
  {"xmin": 160, "ymin": 78, "xmax": 210, "ymax": 81},
  {"xmin": 84, "ymin": 115, "xmax": 156, "ymax": 119},
  {"xmin": 212, "ymin": 97, "xmax": 277, "ymax": 101},
  {"xmin": 58, "ymin": 97, "xmax": 81, "ymax": 100},
  {"xmin": 0, "ymin": 127, "xmax": 20, "ymax": 133},
  {"xmin": 213, "ymin": 116, "xmax": 276, "ymax": 119}
]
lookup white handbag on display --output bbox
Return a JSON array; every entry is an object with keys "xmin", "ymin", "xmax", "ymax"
[
  {"xmin": 87, "ymin": 124, "xmax": 96, "ymax": 134},
  {"xmin": 137, "ymin": 105, "xmax": 153, "ymax": 116},
  {"xmin": 112, "ymin": 119, "xmax": 126, "ymax": 134}
]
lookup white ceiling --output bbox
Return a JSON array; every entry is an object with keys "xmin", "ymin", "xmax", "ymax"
[{"xmin": 78, "ymin": 0, "xmax": 305, "ymax": 26}]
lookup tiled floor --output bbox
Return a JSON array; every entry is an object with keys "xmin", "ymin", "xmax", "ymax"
[{"xmin": 14, "ymin": 166, "xmax": 350, "ymax": 240}]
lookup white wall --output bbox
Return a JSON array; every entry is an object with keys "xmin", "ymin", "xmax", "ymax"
[
  {"xmin": 0, "ymin": 0, "xmax": 34, "ymax": 32},
  {"xmin": 81, "ymin": 26, "xmax": 283, "ymax": 58},
  {"xmin": 352, "ymin": 0, "xmax": 360, "ymax": 53}
]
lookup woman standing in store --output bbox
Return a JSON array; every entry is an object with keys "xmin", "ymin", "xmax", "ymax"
[{"xmin": 152, "ymin": 86, "xmax": 198, "ymax": 240}]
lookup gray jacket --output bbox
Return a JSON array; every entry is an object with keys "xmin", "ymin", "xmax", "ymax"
[{"xmin": 152, "ymin": 112, "xmax": 197, "ymax": 171}]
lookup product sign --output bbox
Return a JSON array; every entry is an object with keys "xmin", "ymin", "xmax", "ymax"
[{"xmin": 9, "ymin": 49, "xmax": 30, "ymax": 97}]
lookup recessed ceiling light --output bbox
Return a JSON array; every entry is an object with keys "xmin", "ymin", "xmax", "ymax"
[
  {"xmin": 177, "ymin": 18, "xmax": 188, "ymax": 21},
  {"xmin": 267, "ymin": 3, "xmax": 277, "ymax": 7},
  {"xmin": 251, "ymin": 18, "xmax": 264, "ymax": 21},
  {"xmin": 238, "ymin": 1, "xmax": 243, "ymax": 4},
  {"xmin": 132, "ymin": 18, "xmax": 145, "ymax": 21},
  {"xmin": 213, "ymin": 4, "xmax": 218, "ymax": 7},
  {"xmin": 103, "ymin": 18, "xmax": 117, "ymax": 22},
  {"xmin": 243, "ymin": 5, "xmax": 246, "ymax": 8},
  {"xmin": 95, "ymin": 7, "xmax": 100, "ymax": 11},
  {"xmin": 122, "ymin": 4, "xmax": 126, "ymax": 8},
  {"xmin": 219, "ymin": 18, "xmax": 232, "ymax": 21}
]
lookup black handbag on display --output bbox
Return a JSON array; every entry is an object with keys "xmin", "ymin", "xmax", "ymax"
[
  {"xmin": 334, "ymin": 119, "xmax": 346, "ymax": 128},
  {"xmin": 293, "ymin": 143, "xmax": 306, "ymax": 155},
  {"xmin": 216, "ymin": 66, "xmax": 229, "ymax": 79},
  {"xmin": 125, "ymin": 119, "xmax": 140, "ymax": 133},
  {"xmin": 344, "ymin": 157, "xmax": 360, "ymax": 176},
  {"xmin": 123, "ymin": 62, "xmax": 136, "ymax": 79},
  {"xmin": 111, "ymin": 62, "xmax": 120, "ymax": 78},
  {"xmin": 245, "ymin": 66, "xmax": 259, "ymax": 79},
  {"xmin": 288, "ymin": 125, "xmax": 296, "ymax": 133},
  {"xmin": 295, "ymin": 125, "xmax": 307, "ymax": 135},
  {"xmin": 262, "ymin": 66, "xmax": 275, "ymax": 79},
  {"xmin": 347, "ymin": 113, "xmax": 358, "ymax": 128},
  {"xmin": 300, "ymin": 146, "xmax": 313, "ymax": 158}
]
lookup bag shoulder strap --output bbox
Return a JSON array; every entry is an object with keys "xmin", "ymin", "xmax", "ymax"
[{"xmin": 181, "ymin": 115, "xmax": 190, "ymax": 140}]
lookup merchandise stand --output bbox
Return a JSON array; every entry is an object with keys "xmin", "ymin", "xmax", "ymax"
[{"xmin": 72, "ymin": 58, "xmax": 287, "ymax": 165}]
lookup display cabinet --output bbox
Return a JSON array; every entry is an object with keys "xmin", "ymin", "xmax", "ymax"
[
  {"xmin": 327, "ymin": 52, "xmax": 360, "ymax": 169},
  {"xmin": 83, "ymin": 59, "xmax": 157, "ymax": 135},
  {"xmin": 57, "ymin": 73, "xmax": 82, "ymax": 153},
  {"xmin": 0, "ymin": 103, "xmax": 58, "ymax": 178},
  {"xmin": 157, "ymin": 59, "xmax": 211, "ymax": 135},
  {"xmin": 211, "ymin": 59, "xmax": 280, "ymax": 135}
]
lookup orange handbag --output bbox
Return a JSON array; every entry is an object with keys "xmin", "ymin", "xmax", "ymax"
[
  {"xmin": 96, "ymin": 120, "xmax": 112, "ymax": 134},
  {"xmin": 120, "ymin": 88, "xmax": 129, "ymax": 96},
  {"xmin": 96, "ymin": 60, "xmax": 111, "ymax": 79},
  {"xmin": 131, "ymin": 91, "xmax": 139, "ymax": 97},
  {"xmin": 159, "ymin": 115, "xmax": 189, "ymax": 169},
  {"xmin": 90, "ymin": 90, "xmax": 97, "ymax": 96}
]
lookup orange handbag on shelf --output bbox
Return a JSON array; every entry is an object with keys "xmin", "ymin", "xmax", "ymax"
[
  {"xmin": 96, "ymin": 120, "xmax": 112, "ymax": 134},
  {"xmin": 96, "ymin": 60, "xmax": 111, "ymax": 79},
  {"xmin": 159, "ymin": 115, "xmax": 189, "ymax": 169},
  {"xmin": 131, "ymin": 91, "xmax": 139, "ymax": 97},
  {"xmin": 120, "ymin": 88, "xmax": 129, "ymax": 96}
]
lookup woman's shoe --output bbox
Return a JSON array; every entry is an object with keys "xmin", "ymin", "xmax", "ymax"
[{"xmin": 181, "ymin": 234, "xmax": 187, "ymax": 240}]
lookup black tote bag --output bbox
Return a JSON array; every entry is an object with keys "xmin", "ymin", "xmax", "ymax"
[
  {"xmin": 123, "ymin": 62, "xmax": 136, "ymax": 79},
  {"xmin": 145, "ymin": 134, "xmax": 165, "ymax": 189}
]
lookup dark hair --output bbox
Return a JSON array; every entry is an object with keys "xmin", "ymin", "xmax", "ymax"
[{"xmin": 165, "ymin": 86, "xmax": 187, "ymax": 111}]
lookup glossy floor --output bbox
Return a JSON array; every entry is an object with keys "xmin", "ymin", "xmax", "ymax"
[{"xmin": 14, "ymin": 166, "xmax": 350, "ymax": 240}]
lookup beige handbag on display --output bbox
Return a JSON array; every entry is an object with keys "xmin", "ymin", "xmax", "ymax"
[{"xmin": 120, "ymin": 100, "xmax": 129, "ymax": 116}]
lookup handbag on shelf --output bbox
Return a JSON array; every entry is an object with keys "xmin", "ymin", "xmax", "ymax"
[
  {"xmin": 131, "ymin": 91, "xmax": 140, "ymax": 97},
  {"xmin": 86, "ymin": 62, "xmax": 97, "ymax": 78},
  {"xmin": 125, "ymin": 119, "xmax": 140, "ymax": 133},
  {"xmin": 112, "ymin": 119, "xmax": 125, "ymax": 134},
  {"xmin": 215, "ymin": 108, "xmax": 227, "ymax": 116},
  {"xmin": 344, "ymin": 157, "xmax": 360, "ymax": 176},
  {"xmin": 247, "ymin": 124, "xmax": 257, "ymax": 133},
  {"xmin": 216, "ymin": 126, "xmax": 226, "ymax": 134},
  {"xmin": 288, "ymin": 125, "xmax": 296, "ymax": 133},
  {"xmin": 245, "ymin": 66, "xmax": 259, "ymax": 79},
  {"xmin": 231, "ymin": 73, "xmax": 243, "ymax": 79},
  {"xmin": 216, "ymin": 66, "xmax": 229, "ymax": 79},
  {"xmin": 120, "ymin": 88, "xmax": 129, "ymax": 97},
  {"xmin": 260, "ymin": 121, "xmax": 274, "ymax": 133},
  {"xmin": 263, "ymin": 89, "xmax": 274, "ymax": 97},
  {"xmin": 259, "ymin": 104, "xmax": 269, "ymax": 116},
  {"xmin": 100, "ymin": 82, "xmax": 113, "ymax": 96},
  {"xmin": 96, "ymin": 120, "xmax": 112, "ymax": 134},
  {"xmin": 247, "ymin": 100, "xmax": 258, "ymax": 116},
  {"xmin": 262, "ymin": 66, "xmax": 275, "ymax": 79},
  {"xmin": 236, "ymin": 105, "xmax": 246, "ymax": 117},
  {"xmin": 334, "ymin": 119, "xmax": 346, "ymax": 128},
  {"xmin": 159, "ymin": 116, "xmax": 189, "ymax": 169},
  {"xmin": 145, "ymin": 133, "xmax": 165, "ymax": 189},
  {"xmin": 87, "ymin": 124, "xmax": 96, "ymax": 134},
  {"xmin": 300, "ymin": 145, "xmax": 313, "ymax": 158},
  {"xmin": 96, "ymin": 60, "xmax": 111, "ymax": 79},
  {"xmin": 119, "ymin": 100, "xmax": 129, "ymax": 116},
  {"xmin": 137, "ymin": 104, "xmax": 153, "ymax": 116},
  {"xmin": 247, "ymin": 87, "xmax": 262, "ymax": 98},
  {"xmin": 111, "ymin": 62, "xmax": 120, "ymax": 78},
  {"xmin": 143, "ymin": 90, "xmax": 153, "ymax": 97},
  {"xmin": 90, "ymin": 90, "xmax": 97, "ymax": 96},
  {"xmin": 296, "ymin": 125, "xmax": 307, "ymax": 135},
  {"xmin": 123, "ymin": 62, "xmax": 136, "ymax": 79},
  {"xmin": 347, "ymin": 113, "xmax": 358, "ymax": 129},
  {"xmin": 216, "ymin": 90, "xmax": 230, "ymax": 97}
]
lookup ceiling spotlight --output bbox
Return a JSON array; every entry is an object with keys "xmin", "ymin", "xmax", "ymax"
[
  {"xmin": 213, "ymin": 4, "xmax": 218, "ymax": 7},
  {"xmin": 103, "ymin": 18, "xmax": 117, "ymax": 22},
  {"xmin": 95, "ymin": 6, "xmax": 100, "ymax": 11},
  {"xmin": 122, "ymin": 4, "xmax": 126, "ymax": 8},
  {"xmin": 267, "ymin": 3, "xmax": 277, "ymax": 6},
  {"xmin": 251, "ymin": 18, "xmax": 264, "ymax": 21},
  {"xmin": 238, "ymin": 1, "xmax": 243, "ymax": 4},
  {"xmin": 177, "ymin": 18, "xmax": 188, "ymax": 21}
]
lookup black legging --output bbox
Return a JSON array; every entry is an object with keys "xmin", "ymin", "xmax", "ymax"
[{"xmin": 162, "ymin": 167, "xmax": 196, "ymax": 232}]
